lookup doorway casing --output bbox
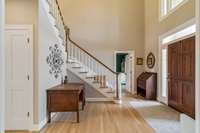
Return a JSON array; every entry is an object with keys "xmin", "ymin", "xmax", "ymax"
[{"xmin": 114, "ymin": 51, "xmax": 135, "ymax": 94}]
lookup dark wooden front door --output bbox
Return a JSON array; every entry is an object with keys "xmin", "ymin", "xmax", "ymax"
[{"xmin": 168, "ymin": 36, "xmax": 195, "ymax": 119}]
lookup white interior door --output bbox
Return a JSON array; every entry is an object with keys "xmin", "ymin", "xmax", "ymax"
[
  {"xmin": 5, "ymin": 26, "xmax": 33, "ymax": 130},
  {"xmin": 125, "ymin": 53, "xmax": 135, "ymax": 94}
]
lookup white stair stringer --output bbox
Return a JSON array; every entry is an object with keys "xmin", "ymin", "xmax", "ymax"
[
  {"xmin": 43, "ymin": 0, "xmax": 65, "ymax": 46},
  {"xmin": 67, "ymin": 58, "xmax": 115, "ymax": 101}
]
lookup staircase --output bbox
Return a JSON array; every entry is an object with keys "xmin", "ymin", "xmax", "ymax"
[{"xmin": 44, "ymin": 0, "xmax": 120, "ymax": 101}]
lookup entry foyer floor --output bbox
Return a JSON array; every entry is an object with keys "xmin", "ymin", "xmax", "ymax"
[{"xmin": 6, "ymin": 99, "xmax": 155, "ymax": 133}]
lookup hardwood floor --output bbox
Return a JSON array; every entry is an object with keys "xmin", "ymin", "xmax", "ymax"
[{"xmin": 6, "ymin": 100, "xmax": 155, "ymax": 133}]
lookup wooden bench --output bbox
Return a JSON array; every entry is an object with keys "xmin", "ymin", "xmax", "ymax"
[{"xmin": 47, "ymin": 83, "xmax": 85, "ymax": 123}]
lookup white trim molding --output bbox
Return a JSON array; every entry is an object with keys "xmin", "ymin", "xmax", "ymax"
[
  {"xmin": 0, "ymin": 0, "xmax": 5, "ymax": 133},
  {"xmin": 30, "ymin": 113, "xmax": 56, "ymax": 131},
  {"xmin": 195, "ymin": 0, "xmax": 200, "ymax": 132},
  {"xmin": 114, "ymin": 50, "xmax": 136, "ymax": 95}
]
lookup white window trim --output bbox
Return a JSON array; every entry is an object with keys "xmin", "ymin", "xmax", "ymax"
[{"xmin": 159, "ymin": 0, "xmax": 189, "ymax": 22}]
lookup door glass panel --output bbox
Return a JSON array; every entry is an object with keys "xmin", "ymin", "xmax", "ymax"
[{"xmin": 162, "ymin": 49, "xmax": 168, "ymax": 97}]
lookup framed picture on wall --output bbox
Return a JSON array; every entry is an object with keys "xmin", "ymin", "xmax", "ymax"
[{"xmin": 137, "ymin": 58, "xmax": 143, "ymax": 65}]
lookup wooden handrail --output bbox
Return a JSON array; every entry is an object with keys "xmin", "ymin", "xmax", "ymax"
[
  {"xmin": 67, "ymin": 29, "xmax": 117, "ymax": 75},
  {"xmin": 55, "ymin": 0, "xmax": 65, "ymax": 26}
]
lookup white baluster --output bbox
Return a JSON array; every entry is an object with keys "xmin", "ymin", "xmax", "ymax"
[
  {"xmin": 79, "ymin": 50, "xmax": 82, "ymax": 64},
  {"xmin": 52, "ymin": 0, "xmax": 55, "ymax": 17},
  {"xmin": 86, "ymin": 55, "xmax": 89, "ymax": 69},
  {"xmin": 68, "ymin": 43, "xmax": 71, "ymax": 57},
  {"xmin": 88, "ymin": 56, "xmax": 90, "ymax": 70},
  {"xmin": 77, "ymin": 49, "xmax": 80, "ymax": 63},
  {"xmin": 91, "ymin": 59, "xmax": 94, "ymax": 73},
  {"xmin": 75, "ymin": 46, "xmax": 77, "ymax": 61},
  {"xmin": 71, "ymin": 44, "xmax": 74, "ymax": 59},
  {"xmin": 76, "ymin": 47, "xmax": 78, "ymax": 62},
  {"xmin": 83, "ymin": 52, "xmax": 86, "ymax": 66}
]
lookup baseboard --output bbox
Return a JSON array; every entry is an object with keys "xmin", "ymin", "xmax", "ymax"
[
  {"xmin": 31, "ymin": 113, "xmax": 56, "ymax": 131},
  {"xmin": 86, "ymin": 97, "xmax": 114, "ymax": 102}
]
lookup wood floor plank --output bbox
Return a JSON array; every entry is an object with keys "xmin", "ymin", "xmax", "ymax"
[{"xmin": 6, "ymin": 101, "xmax": 155, "ymax": 133}]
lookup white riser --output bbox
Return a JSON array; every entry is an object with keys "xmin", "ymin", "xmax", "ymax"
[{"xmin": 67, "ymin": 62, "xmax": 115, "ymax": 100}]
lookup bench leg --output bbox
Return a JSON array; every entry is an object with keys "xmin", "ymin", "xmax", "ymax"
[
  {"xmin": 82, "ymin": 101, "xmax": 85, "ymax": 110},
  {"xmin": 48, "ymin": 112, "xmax": 51, "ymax": 123},
  {"xmin": 77, "ymin": 111, "xmax": 79, "ymax": 123}
]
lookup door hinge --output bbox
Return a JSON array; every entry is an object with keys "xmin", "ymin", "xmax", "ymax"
[
  {"xmin": 27, "ymin": 75, "xmax": 30, "ymax": 80},
  {"xmin": 27, "ymin": 112, "xmax": 30, "ymax": 117},
  {"xmin": 27, "ymin": 38, "xmax": 30, "ymax": 43}
]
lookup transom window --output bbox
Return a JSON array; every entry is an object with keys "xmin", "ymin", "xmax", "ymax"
[{"xmin": 160, "ymin": 0, "xmax": 188, "ymax": 20}]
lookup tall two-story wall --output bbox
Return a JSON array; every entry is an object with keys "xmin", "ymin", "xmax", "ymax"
[
  {"xmin": 58, "ymin": 0, "xmax": 145, "ymax": 84},
  {"xmin": 145, "ymin": 0, "xmax": 195, "ymax": 72},
  {"xmin": 0, "ymin": 0, "xmax": 5, "ymax": 132}
]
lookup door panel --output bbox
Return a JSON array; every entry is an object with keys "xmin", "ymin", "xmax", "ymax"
[
  {"xmin": 181, "ymin": 81, "xmax": 195, "ymax": 118},
  {"xmin": 168, "ymin": 36, "xmax": 195, "ymax": 119},
  {"xmin": 168, "ymin": 42, "xmax": 180, "ymax": 108},
  {"xmin": 5, "ymin": 29, "xmax": 31, "ymax": 130},
  {"xmin": 168, "ymin": 80, "xmax": 179, "ymax": 106},
  {"xmin": 181, "ymin": 37, "xmax": 195, "ymax": 81},
  {"xmin": 168, "ymin": 42, "xmax": 179, "ymax": 79}
]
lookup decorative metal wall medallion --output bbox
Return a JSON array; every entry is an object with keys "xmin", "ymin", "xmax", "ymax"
[{"xmin": 46, "ymin": 44, "xmax": 64, "ymax": 78}]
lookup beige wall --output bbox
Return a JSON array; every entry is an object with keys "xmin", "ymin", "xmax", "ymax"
[
  {"xmin": 145, "ymin": 0, "xmax": 195, "ymax": 72},
  {"xmin": 6, "ymin": 0, "xmax": 39, "ymax": 124},
  {"xmin": 6, "ymin": 0, "xmax": 38, "ymax": 24},
  {"xmin": 58, "ymin": 0, "xmax": 145, "ymax": 85}
]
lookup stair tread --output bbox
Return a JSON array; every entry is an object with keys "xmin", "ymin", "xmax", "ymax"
[
  {"xmin": 79, "ymin": 71, "xmax": 88, "ymax": 73},
  {"xmin": 72, "ymin": 66, "xmax": 82, "ymax": 68},
  {"xmin": 100, "ymin": 86, "xmax": 109, "ymax": 89},
  {"xmin": 86, "ymin": 76, "xmax": 95, "ymax": 79}
]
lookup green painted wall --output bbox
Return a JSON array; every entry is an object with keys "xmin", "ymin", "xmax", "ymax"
[{"xmin": 116, "ymin": 53, "xmax": 128, "ymax": 72}]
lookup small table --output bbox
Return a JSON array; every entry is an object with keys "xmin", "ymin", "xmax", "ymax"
[{"xmin": 47, "ymin": 83, "xmax": 85, "ymax": 123}]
